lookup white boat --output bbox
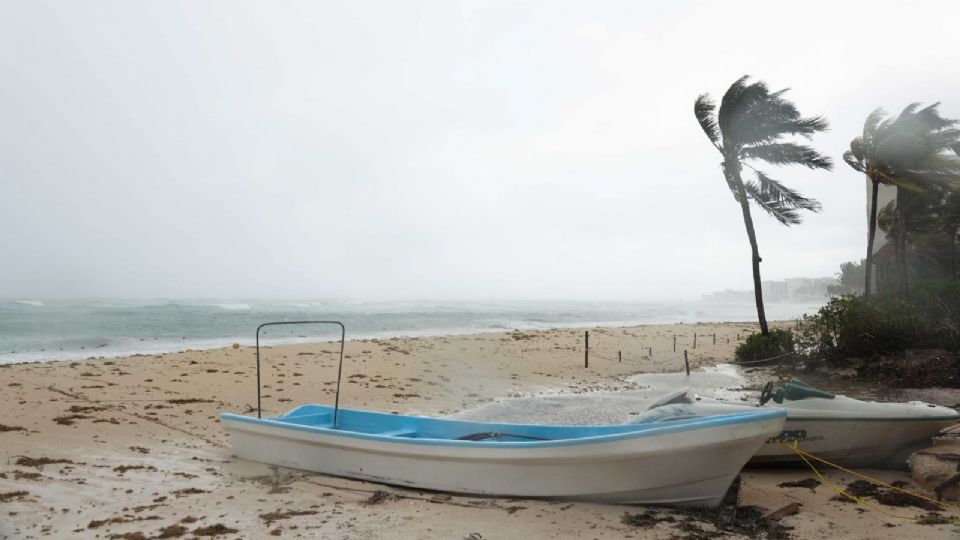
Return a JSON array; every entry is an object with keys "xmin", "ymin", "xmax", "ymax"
[
  {"xmin": 634, "ymin": 379, "xmax": 959, "ymax": 467},
  {"xmin": 222, "ymin": 404, "xmax": 785, "ymax": 506},
  {"xmin": 225, "ymin": 320, "xmax": 785, "ymax": 506}
]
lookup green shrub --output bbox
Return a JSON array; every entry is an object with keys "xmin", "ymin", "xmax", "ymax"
[
  {"xmin": 798, "ymin": 282, "xmax": 959, "ymax": 362},
  {"xmin": 735, "ymin": 329, "xmax": 794, "ymax": 363}
]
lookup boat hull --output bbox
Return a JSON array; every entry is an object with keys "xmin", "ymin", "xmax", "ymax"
[
  {"xmin": 222, "ymin": 406, "xmax": 785, "ymax": 506},
  {"xmin": 754, "ymin": 416, "xmax": 958, "ymax": 466},
  {"xmin": 638, "ymin": 397, "xmax": 959, "ymax": 467}
]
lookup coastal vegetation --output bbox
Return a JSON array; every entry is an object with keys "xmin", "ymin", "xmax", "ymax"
[
  {"xmin": 735, "ymin": 328, "xmax": 794, "ymax": 363},
  {"xmin": 843, "ymin": 103, "xmax": 960, "ymax": 297},
  {"xmin": 797, "ymin": 279, "xmax": 959, "ymax": 387},
  {"xmin": 792, "ymin": 103, "xmax": 960, "ymax": 377},
  {"xmin": 828, "ymin": 260, "xmax": 866, "ymax": 296},
  {"xmin": 695, "ymin": 76, "xmax": 833, "ymax": 336},
  {"xmin": 694, "ymin": 82, "xmax": 960, "ymax": 371}
]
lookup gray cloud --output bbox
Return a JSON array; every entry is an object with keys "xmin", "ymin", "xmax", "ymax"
[{"xmin": 2, "ymin": 0, "xmax": 958, "ymax": 300}]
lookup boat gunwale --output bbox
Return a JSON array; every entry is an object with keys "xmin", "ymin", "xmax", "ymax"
[
  {"xmin": 220, "ymin": 406, "xmax": 786, "ymax": 449},
  {"xmin": 781, "ymin": 415, "xmax": 959, "ymax": 422}
]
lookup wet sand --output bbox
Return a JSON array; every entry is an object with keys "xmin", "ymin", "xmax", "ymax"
[{"xmin": 1, "ymin": 322, "xmax": 957, "ymax": 539}]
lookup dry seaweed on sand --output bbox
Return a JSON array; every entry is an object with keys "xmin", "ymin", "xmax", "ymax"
[
  {"xmin": 916, "ymin": 513, "xmax": 952, "ymax": 525},
  {"xmin": 621, "ymin": 510, "xmax": 676, "ymax": 527},
  {"xmin": 777, "ymin": 478, "xmax": 820, "ymax": 492},
  {"xmin": 830, "ymin": 480, "xmax": 941, "ymax": 511},
  {"xmin": 621, "ymin": 479, "xmax": 793, "ymax": 540},
  {"xmin": 156, "ymin": 524, "xmax": 188, "ymax": 538},
  {"xmin": 53, "ymin": 414, "xmax": 91, "ymax": 425},
  {"xmin": 259, "ymin": 509, "xmax": 319, "ymax": 523},
  {"xmin": 166, "ymin": 398, "xmax": 215, "ymax": 405},
  {"xmin": 88, "ymin": 515, "xmax": 161, "ymax": 529},
  {"xmin": 113, "ymin": 464, "xmax": 157, "ymax": 474},
  {"xmin": 171, "ymin": 487, "xmax": 208, "ymax": 496},
  {"xmin": 14, "ymin": 456, "xmax": 74, "ymax": 467},
  {"xmin": 68, "ymin": 405, "xmax": 108, "ymax": 413},
  {"xmin": 0, "ymin": 423, "xmax": 26, "ymax": 432},
  {"xmin": 107, "ymin": 533, "xmax": 147, "ymax": 540},
  {"xmin": 0, "ymin": 491, "xmax": 30, "ymax": 503},
  {"xmin": 192, "ymin": 523, "xmax": 239, "ymax": 536},
  {"xmin": 13, "ymin": 471, "xmax": 43, "ymax": 480},
  {"xmin": 622, "ymin": 506, "xmax": 793, "ymax": 540},
  {"xmin": 365, "ymin": 490, "xmax": 401, "ymax": 505}
]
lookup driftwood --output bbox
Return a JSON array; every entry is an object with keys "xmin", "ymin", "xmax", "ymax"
[{"xmin": 763, "ymin": 502, "xmax": 802, "ymax": 521}]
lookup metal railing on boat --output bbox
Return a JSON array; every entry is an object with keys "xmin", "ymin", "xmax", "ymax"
[{"xmin": 255, "ymin": 321, "xmax": 346, "ymax": 427}]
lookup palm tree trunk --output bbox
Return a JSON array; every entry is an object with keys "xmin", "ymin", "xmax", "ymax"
[
  {"xmin": 864, "ymin": 179, "xmax": 880, "ymax": 297},
  {"xmin": 950, "ymin": 238, "xmax": 956, "ymax": 279},
  {"xmin": 897, "ymin": 211, "xmax": 909, "ymax": 298},
  {"xmin": 729, "ymin": 166, "xmax": 769, "ymax": 336}
]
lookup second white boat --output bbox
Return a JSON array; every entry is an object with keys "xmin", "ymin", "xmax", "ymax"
[{"xmin": 634, "ymin": 379, "xmax": 959, "ymax": 467}]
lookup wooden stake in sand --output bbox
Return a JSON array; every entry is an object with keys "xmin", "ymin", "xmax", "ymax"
[{"xmin": 584, "ymin": 331, "xmax": 589, "ymax": 368}]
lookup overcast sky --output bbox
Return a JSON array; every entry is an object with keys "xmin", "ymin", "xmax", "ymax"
[{"xmin": 2, "ymin": 1, "xmax": 959, "ymax": 301}]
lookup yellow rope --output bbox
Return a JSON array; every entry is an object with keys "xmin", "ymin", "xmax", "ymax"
[
  {"xmin": 782, "ymin": 442, "xmax": 960, "ymax": 512},
  {"xmin": 780, "ymin": 441, "xmax": 960, "ymax": 524}
]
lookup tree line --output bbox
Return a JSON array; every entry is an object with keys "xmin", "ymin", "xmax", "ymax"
[{"xmin": 695, "ymin": 76, "xmax": 960, "ymax": 337}]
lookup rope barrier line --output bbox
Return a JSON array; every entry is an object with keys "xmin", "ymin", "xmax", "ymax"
[
  {"xmin": 583, "ymin": 338, "xmax": 805, "ymax": 369},
  {"xmin": 781, "ymin": 442, "xmax": 960, "ymax": 522},
  {"xmin": 587, "ymin": 351, "xmax": 619, "ymax": 363},
  {"xmin": 732, "ymin": 350, "xmax": 798, "ymax": 365}
]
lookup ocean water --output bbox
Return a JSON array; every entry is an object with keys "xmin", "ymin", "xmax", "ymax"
[{"xmin": 0, "ymin": 299, "xmax": 825, "ymax": 364}]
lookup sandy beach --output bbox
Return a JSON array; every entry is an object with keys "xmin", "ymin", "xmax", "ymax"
[{"xmin": 1, "ymin": 322, "xmax": 957, "ymax": 539}]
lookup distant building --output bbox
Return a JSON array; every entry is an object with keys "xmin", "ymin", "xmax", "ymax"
[
  {"xmin": 704, "ymin": 276, "xmax": 837, "ymax": 303},
  {"xmin": 866, "ymin": 181, "xmax": 898, "ymax": 291},
  {"xmin": 701, "ymin": 289, "xmax": 754, "ymax": 302},
  {"xmin": 761, "ymin": 280, "xmax": 788, "ymax": 301}
]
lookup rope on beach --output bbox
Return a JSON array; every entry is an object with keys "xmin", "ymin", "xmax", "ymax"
[
  {"xmin": 782, "ymin": 441, "xmax": 960, "ymax": 522},
  {"xmin": 587, "ymin": 350, "xmax": 621, "ymax": 363},
  {"xmin": 585, "ymin": 345, "xmax": 800, "ymax": 369},
  {"xmin": 732, "ymin": 350, "xmax": 799, "ymax": 365},
  {"xmin": 587, "ymin": 349, "xmax": 688, "ymax": 365}
]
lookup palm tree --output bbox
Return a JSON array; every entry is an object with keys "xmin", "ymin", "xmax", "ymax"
[
  {"xmin": 844, "ymin": 103, "xmax": 960, "ymax": 297},
  {"xmin": 695, "ymin": 76, "xmax": 833, "ymax": 335}
]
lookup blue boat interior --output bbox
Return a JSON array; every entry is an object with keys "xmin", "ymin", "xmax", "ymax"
[{"xmin": 222, "ymin": 404, "xmax": 786, "ymax": 446}]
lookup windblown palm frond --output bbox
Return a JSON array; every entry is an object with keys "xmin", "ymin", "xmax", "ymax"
[
  {"xmin": 695, "ymin": 75, "xmax": 831, "ymax": 225},
  {"xmin": 720, "ymin": 84, "xmax": 830, "ymax": 147},
  {"xmin": 742, "ymin": 170, "xmax": 822, "ymax": 225},
  {"xmin": 694, "ymin": 94, "xmax": 721, "ymax": 150},
  {"xmin": 717, "ymin": 75, "xmax": 754, "ymax": 136},
  {"xmin": 847, "ymin": 101, "xmax": 960, "ymax": 297},
  {"xmin": 693, "ymin": 75, "xmax": 832, "ymax": 334},
  {"xmin": 861, "ymin": 107, "xmax": 887, "ymax": 148},
  {"xmin": 851, "ymin": 102, "xmax": 960, "ymax": 193},
  {"xmin": 741, "ymin": 143, "xmax": 833, "ymax": 169},
  {"xmin": 843, "ymin": 148, "xmax": 865, "ymax": 173}
]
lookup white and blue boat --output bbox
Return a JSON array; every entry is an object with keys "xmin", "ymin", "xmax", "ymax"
[
  {"xmin": 636, "ymin": 379, "xmax": 959, "ymax": 467},
  {"xmin": 221, "ymin": 321, "xmax": 786, "ymax": 506}
]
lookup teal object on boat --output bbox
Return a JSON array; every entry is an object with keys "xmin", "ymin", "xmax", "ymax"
[{"xmin": 773, "ymin": 378, "xmax": 835, "ymax": 403}]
